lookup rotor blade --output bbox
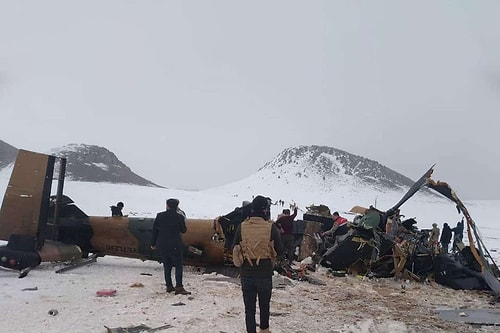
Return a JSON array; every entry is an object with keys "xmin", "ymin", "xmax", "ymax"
[{"xmin": 386, "ymin": 164, "xmax": 435, "ymax": 214}]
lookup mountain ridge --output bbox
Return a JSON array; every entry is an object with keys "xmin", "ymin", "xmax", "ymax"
[
  {"xmin": 261, "ymin": 145, "xmax": 415, "ymax": 191},
  {"xmin": 0, "ymin": 140, "xmax": 161, "ymax": 188},
  {"xmin": 49, "ymin": 144, "xmax": 162, "ymax": 187},
  {"xmin": 1, "ymin": 140, "xmax": 422, "ymax": 199}
]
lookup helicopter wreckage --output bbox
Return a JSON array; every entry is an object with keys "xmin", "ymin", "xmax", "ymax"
[
  {"xmin": 300, "ymin": 166, "xmax": 500, "ymax": 298},
  {"xmin": 213, "ymin": 166, "xmax": 500, "ymax": 298},
  {"xmin": 0, "ymin": 150, "xmax": 499, "ymax": 299}
]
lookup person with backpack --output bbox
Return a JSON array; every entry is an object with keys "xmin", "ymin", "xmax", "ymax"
[{"xmin": 232, "ymin": 195, "xmax": 284, "ymax": 333}]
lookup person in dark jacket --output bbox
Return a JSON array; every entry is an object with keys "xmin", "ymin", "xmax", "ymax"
[
  {"xmin": 440, "ymin": 223, "xmax": 452, "ymax": 254},
  {"xmin": 275, "ymin": 205, "xmax": 298, "ymax": 262},
  {"xmin": 151, "ymin": 198, "xmax": 190, "ymax": 295},
  {"xmin": 110, "ymin": 202, "xmax": 124, "ymax": 216},
  {"xmin": 232, "ymin": 195, "xmax": 284, "ymax": 333}
]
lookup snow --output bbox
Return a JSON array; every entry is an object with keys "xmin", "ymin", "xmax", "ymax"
[
  {"xmin": 1, "ymin": 167, "xmax": 500, "ymax": 332},
  {"xmin": 91, "ymin": 162, "xmax": 109, "ymax": 171}
]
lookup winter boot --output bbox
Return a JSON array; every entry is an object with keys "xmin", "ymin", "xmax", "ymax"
[
  {"xmin": 166, "ymin": 285, "xmax": 175, "ymax": 293},
  {"xmin": 259, "ymin": 328, "xmax": 271, "ymax": 333},
  {"xmin": 174, "ymin": 286, "xmax": 191, "ymax": 295}
]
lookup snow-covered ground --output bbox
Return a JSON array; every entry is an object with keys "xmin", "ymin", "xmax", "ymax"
[{"xmin": 1, "ymin": 167, "xmax": 499, "ymax": 332}]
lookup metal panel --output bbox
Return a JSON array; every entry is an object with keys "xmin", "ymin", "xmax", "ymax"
[{"xmin": 0, "ymin": 150, "xmax": 55, "ymax": 244}]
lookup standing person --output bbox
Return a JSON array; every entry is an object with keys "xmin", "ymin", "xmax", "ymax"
[
  {"xmin": 232, "ymin": 195, "xmax": 284, "ymax": 333},
  {"xmin": 451, "ymin": 218, "xmax": 465, "ymax": 252},
  {"xmin": 429, "ymin": 223, "xmax": 440, "ymax": 254},
  {"xmin": 110, "ymin": 202, "xmax": 124, "ymax": 216},
  {"xmin": 150, "ymin": 198, "xmax": 191, "ymax": 295},
  {"xmin": 440, "ymin": 223, "xmax": 452, "ymax": 254},
  {"xmin": 275, "ymin": 205, "xmax": 298, "ymax": 262}
]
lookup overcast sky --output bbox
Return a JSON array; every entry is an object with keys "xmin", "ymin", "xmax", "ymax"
[{"xmin": 1, "ymin": 1, "xmax": 499, "ymax": 199}]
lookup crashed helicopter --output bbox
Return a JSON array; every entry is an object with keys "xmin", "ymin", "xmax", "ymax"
[
  {"xmin": 0, "ymin": 149, "xmax": 235, "ymax": 277},
  {"xmin": 1, "ymin": 149, "xmax": 499, "ymax": 299},
  {"xmin": 304, "ymin": 166, "xmax": 500, "ymax": 298},
  {"xmin": 0, "ymin": 149, "xmax": 318, "ymax": 277}
]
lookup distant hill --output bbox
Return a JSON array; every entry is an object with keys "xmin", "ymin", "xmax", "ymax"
[
  {"xmin": 261, "ymin": 145, "xmax": 415, "ymax": 190},
  {"xmin": 2, "ymin": 141, "xmax": 431, "ymax": 206},
  {"xmin": 0, "ymin": 140, "xmax": 18, "ymax": 169},
  {"xmin": 205, "ymin": 145, "xmax": 436, "ymax": 211},
  {"xmin": 49, "ymin": 144, "xmax": 162, "ymax": 187}
]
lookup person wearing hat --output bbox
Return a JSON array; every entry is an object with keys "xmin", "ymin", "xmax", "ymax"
[
  {"xmin": 150, "ymin": 198, "xmax": 191, "ymax": 295},
  {"xmin": 429, "ymin": 223, "xmax": 440, "ymax": 255},
  {"xmin": 232, "ymin": 195, "xmax": 284, "ymax": 333},
  {"xmin": 110, "ymin": 201, "xmax": 124, "ymax": 217}
]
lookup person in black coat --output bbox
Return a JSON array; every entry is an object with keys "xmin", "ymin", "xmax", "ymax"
[
  {"xmin": 110, "ymin": 202, "xmax": 124, "ymax": 216},
  {"xmin": 151, "ymin": 198, "xmax": 190, "ymax": 295},
  {"xmin": 440, "ymin": 223, "xmax": 452, "ymax": 254}
]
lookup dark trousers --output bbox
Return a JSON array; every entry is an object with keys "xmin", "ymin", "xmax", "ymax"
[
  {"xmin": 162, "ymin": 255, "xmax": 183, "ymax": 287},
  {"xmin": 282, "ymin": 234, "xmax": 295, "ymax": 262},
  {"xmin": 241, "ymin": 276, "xmax": 272, "ymax": 333},
  {"xmin": 440, "ymin": 242, "xmax": 450, "ymax": 254}
]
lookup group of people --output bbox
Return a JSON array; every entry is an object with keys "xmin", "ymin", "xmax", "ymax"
[
  {"xmin": 149, "ymin": 194, "xmax": 299, "ymax": 332},
  {"xmin": 125, "ymin": 194, "xmax": 469, "ymax": 332},
  {"xmin": 429, "ymin": 219, "xmax": 465, "ymax": 254}
]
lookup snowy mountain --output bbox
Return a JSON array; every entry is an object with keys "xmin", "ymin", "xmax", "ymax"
[
  {"xmin": 205, "ymin": 145, "xmax": 439, "ymax": 214},
  {"xmin": 1, "ymin": 140, "xmax": 161, "ymax": 187},
  {"xmin": 1, "ymin": 141, "xmax": 435, "ymax": 209},
  {"xmin": 49, "ymin": 144, "xmax": 162, "ymax": 187},
  {"xmin": 262, "ymin": 145, "xmax": 414, "ymax": 190}
]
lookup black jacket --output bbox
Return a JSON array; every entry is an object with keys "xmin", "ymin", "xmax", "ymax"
[
  {"xmin": 440, "ymin": 225, "xmax": 452, "ymax": 244},
  {"xmin": 151, "ymin": 209, "xmax": 187, "ymax": 256},
  {"xmin": 111, "ymin": 206, "xmax": 123, "ymax": 216}
]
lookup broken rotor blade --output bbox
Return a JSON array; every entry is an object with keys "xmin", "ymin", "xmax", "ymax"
[{"xmin": 386, "ymin": 164, "xmax": 435, "ymax": 214}]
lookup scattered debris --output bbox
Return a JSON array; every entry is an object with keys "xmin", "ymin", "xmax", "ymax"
[
  {"xmin": 96, "ymin": 289, "xmax": 117, "ymax": 297},
  {"xmin": 140, "ymin": 273, "xmax": 152, "ymax": 276},
  {"xmin": 203, "ymin": 276, "xmax": 240, "ymax": 285},
  {"xmin": 171, "ymin": 302, "xmax": 185, "ymax": 306},
  {"xmin": 55, "ymin": 253, "xmax": 99, "ymax": 274},
  {"xmin": 21, "ymin": 287, "xmax": 38, "ymax": 291},
  {"xmin": 104, "ymin": 324, "xmax": 173, "ymax": 333},
  {"xmin": 272, "ymin": 275, "xmax": 294, "ymax": 289},
  {"xmin": 18, "ymin": 267, "xmax": 31, "ymax": 278},
  {"xmin": 130, "ymin": 282, "xmax": 144, "ymax": 288},
  {"xmin": 48, "ymin": 309, "xmax": 58, "ymax": 316},
  {"xmin": 270, "ymin": 312, "xmax": 290, "ymax": 317}
]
